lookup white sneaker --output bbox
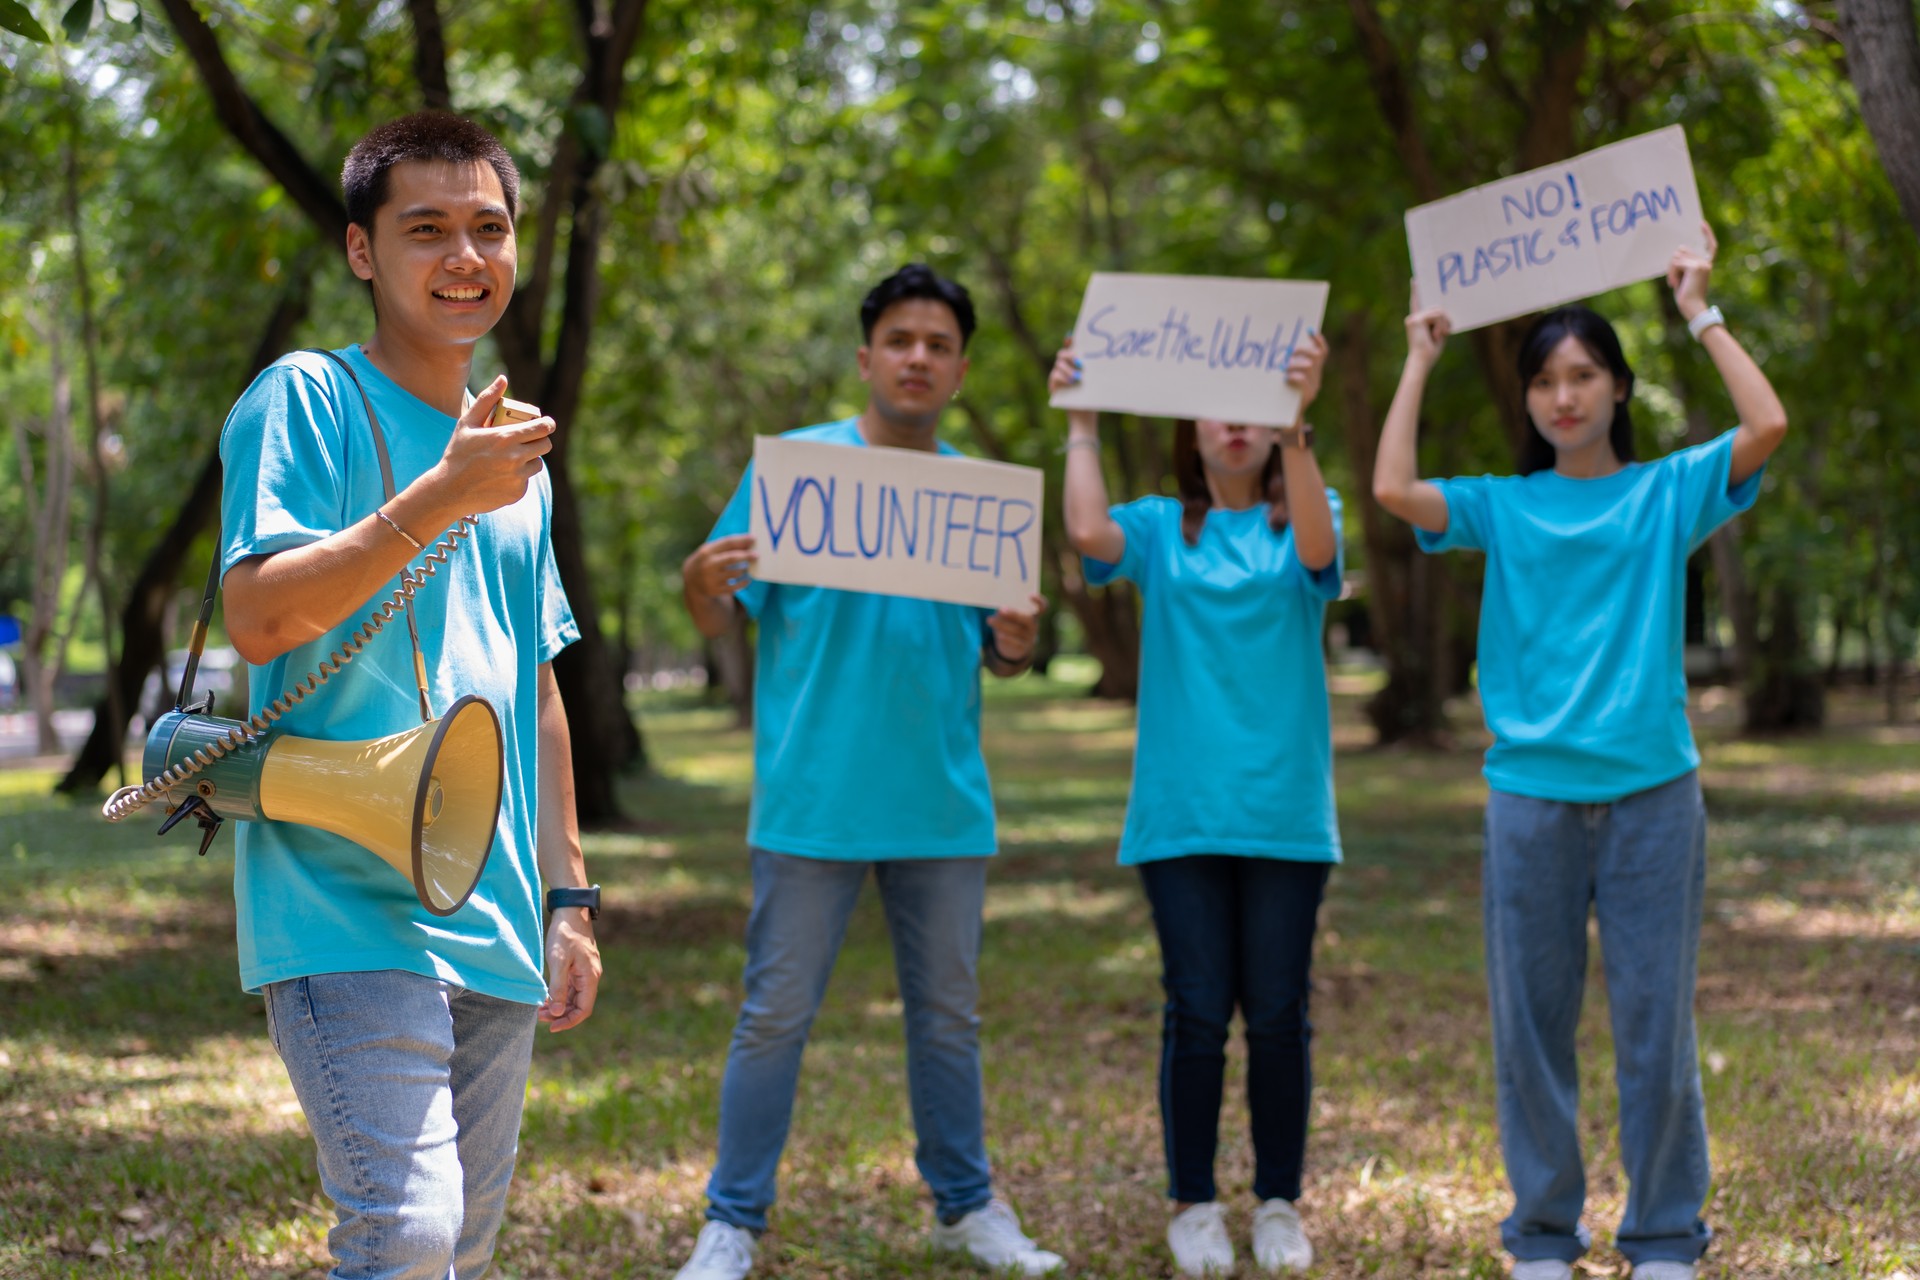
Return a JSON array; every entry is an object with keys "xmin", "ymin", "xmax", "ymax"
[
  {"xmin": 673, "ymin": 1220, "xmax": 756, "ymax": 1280},
  {"xmin": 1166, "ymin": 1201, "xmax": 1234, "ymax": 1276},
  {"xmin": 1251, "ymin": 1198, "xmax": 1313, "ymax": 1271},
  {"xmin": 1632, "ymin": 1265, "xmax": 1696, "ymax": 1280},
  {"xmin": 1510, "ymin": 1262, "xmax": 1574, "ymax": 1280},
  {"xmin": 930, "ymin": 1198, "xmax": 1066, "ymax": 1275}
]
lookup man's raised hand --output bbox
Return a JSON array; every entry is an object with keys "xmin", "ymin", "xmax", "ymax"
[{"xmin": 434, "ymin": 375, "xmax": 557, "ymax": 515}]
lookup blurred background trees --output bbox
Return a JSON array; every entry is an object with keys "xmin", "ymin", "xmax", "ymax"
[{"xmin": 3, "ymin": 0, "xmax": 1915, "ymax": 817}]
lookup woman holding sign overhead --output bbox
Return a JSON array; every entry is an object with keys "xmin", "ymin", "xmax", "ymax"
[
  {"xmin": 1372, "ymin": 224, "xmax": 1786, "ymax": 1280},
  {"xmin": 1051, "ymin": 328, "xmax": 1339, "ymax": 1276}
]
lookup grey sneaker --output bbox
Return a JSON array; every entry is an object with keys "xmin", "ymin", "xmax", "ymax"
[
  {"xmin": 1166, "ymin": 1201, "xmax": 1235, "ymax": 1276},
  {"xmin": 1632, "ymin": 1265, "xmax": 1696, "ymax": 1280},
  {"xmin": 673, "ymin": 1220, "xmax": 756, "ymax": 1280},
  {"xmin": 931, "ymin": 1198, "xmax": 1066, "ymax": 1275},
  {"xmin": 1250, "ymin": 1198, "xmax": 1313, "ymax": 1271}
]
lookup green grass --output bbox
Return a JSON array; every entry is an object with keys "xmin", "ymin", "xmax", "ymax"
[{"xmin": 2, "ymin": 675, "xmax": 1916, "ymax": 1278}]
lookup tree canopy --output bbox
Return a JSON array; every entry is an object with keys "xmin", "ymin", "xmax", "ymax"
[{"xmin": 4, "ymin": 0, "xmax": 1917, "ymax": 810}]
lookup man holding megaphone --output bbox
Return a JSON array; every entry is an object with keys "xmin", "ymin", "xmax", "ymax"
[{"xmin": 215, "ymin": 112, "xmax": 600, "ymax": 1280}]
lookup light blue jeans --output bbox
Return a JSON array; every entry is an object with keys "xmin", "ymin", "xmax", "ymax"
[
  {"xmin": 1484, "ymin": 770, "xmax": 1712, "ymax": 1267},
  {"xmin": 264, "ymin": 970, "xmax": 538, "ymax": 1280},
  {"xmin": 705, "ymin": 849, "xmax": 993, "ymax": 1230}
]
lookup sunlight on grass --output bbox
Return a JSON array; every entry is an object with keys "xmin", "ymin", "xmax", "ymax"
[{"xmin": 3, "ymin": 682, "xmax": 1917, "ymax": 1277}]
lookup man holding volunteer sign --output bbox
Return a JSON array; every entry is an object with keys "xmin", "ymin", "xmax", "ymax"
[
  {"xmin": 673, "ymin": 264, "xmax": 1061, "ymax": 1280},
  {"xmin": 1379, "ymin": 127, "xmax": 1788, "ymax": 1280},
  {"xmin": 1049, "ymin": 272, "xmax": 1342, "ymax": 1277}
]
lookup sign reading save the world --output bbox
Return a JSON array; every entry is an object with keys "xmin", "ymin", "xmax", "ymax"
[{"xmin": 1050, "ymin": 274, "xmax": 1330, "ymax": 427}]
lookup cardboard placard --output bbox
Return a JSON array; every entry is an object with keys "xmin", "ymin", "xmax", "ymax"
[
  {"xmin": 1405, "ymin": 125, "xmax": 1705, "ymax": 332},
  {"xmin": 747, "ymin": 435, "xmax": 1044, "ymax": 611},
  {"xmin": 1050, "ymin": 273, "xmax": 1330, "ymax": 427}
]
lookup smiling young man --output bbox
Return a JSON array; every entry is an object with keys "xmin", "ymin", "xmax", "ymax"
[
  {"xmin": 217, "ymin": 112, "xmax": 600, "ymax": 1280},
  {"xmin": 673, "ymin": 264, "xmax": 1062, "ymax": 1280}
]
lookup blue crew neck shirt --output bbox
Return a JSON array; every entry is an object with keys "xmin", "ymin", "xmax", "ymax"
[
  {"xmin": 218, "ymin": 344, "xmax": 578, "ymax": 1002},
  {"xmin": 1417, "ymin": 428, "xmax": 1763, "ymax": 802},
  {"xmin": 708, "ymin": 418, "xmax": 997, "ymax": 860},
  {"xmin": 1085, "ymin": 493, "xmax": 1345, "ymax": 867}
]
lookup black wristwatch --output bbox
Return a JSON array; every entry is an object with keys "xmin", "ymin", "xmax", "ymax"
[{"xmin": 545, "ymin": 885, "xmax": 601, "ymax": 920}]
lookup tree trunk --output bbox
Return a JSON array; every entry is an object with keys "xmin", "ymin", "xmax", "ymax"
[
  {"xmin": 58, "ymin": 283, "xmax": 312, "ymax": 793},
  {"xmin": 17, "ymin": 306, "xmax": 76, "ymax": 756},
  {"xmin": 1333, "ymin": 311, "xmax": 1451, "ymax": 744},
  {"xmin": 708, "ymin": 621, "xmax": 754, "ymax": 729},
  {"xmin": 1065, "ymin": 554, "xmax": 1140, "ymax": 701},
  {"xmin": 1744, "ymin": 584, "xmax": 1826, "ymax": 731},
  {"xmin": 1838, "ymin": 0, "xmax": 1920, "ymax": 242},
  {"xmin": 1825, "ymin": 599, "xmax": 1848, "ymax": 688},
  {"xmin": 66, "ymin": 91, "xmax": 125, "ymax": 785}
]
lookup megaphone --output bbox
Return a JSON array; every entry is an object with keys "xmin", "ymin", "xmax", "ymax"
[{"xmin": 141, "ymin": 695, "xmax": 504, "ymax": 916}]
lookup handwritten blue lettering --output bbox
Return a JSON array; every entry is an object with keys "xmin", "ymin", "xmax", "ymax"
[
  {"xmin": 791, "ymin": 477, "xmax": 830, "ymax": 556},
  {"xmin": 821, "ymin": 478, "xmax": 856, "ymax": 558},
  {"xmin": 995, "ymin": 499, "xmax": 1034, "ymax": 579},
  {"xmin": 756, "ymin": 474, "xmax": 800, "ymax": 552},
  {"xmin": 942, "ymin": 494, "xmax": 977, "ymax": 568},
  {"xmin": 885, "ymin": 487, "xmax": 920, "ymax": 559},
  {"xmin": 1589, "ymin": 185, "xmax": 1683, "ymax": 242},
  {"xmin": 853, "ymin": 480, "xmax": 884, "ymax": 558},
  {"xmin": 1083, "ymin": 304, "xmax": 1161, "ymax": 359},
  {"xmin": 1436, "ymin": 230, "xmax": 1556, "ymax": 294},
  {"xmin": 763, "ymin": 473, "xmax": 1037, "ymax": 583}
]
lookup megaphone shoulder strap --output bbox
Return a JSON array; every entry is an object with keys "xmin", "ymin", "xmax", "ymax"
[{"xmin": 305, "ymin": 347, "xmax": 435, "ymax": 723}]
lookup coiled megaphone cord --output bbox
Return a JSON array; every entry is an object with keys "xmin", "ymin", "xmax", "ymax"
[{"xmin": 101, "ymin": 516, "xmax": 479, "ymax": 823}]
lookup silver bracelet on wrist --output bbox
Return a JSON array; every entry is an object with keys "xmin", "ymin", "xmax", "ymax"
[
  {"xmin": 1062, "ymin": 438, "xmax": 1102, "ymax": 454},
  {"xmin": 377, "ymin": 509, "xmax": 424, "ymax": 551}
]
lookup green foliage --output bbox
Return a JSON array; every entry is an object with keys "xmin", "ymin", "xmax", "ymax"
[
  {"xmin": 0, "ymin": 0, "xmax": 51, "ymax": 42},
  {"xmin": 1, "ymin": 0, "xmax": 1915, "ymax": 713}
]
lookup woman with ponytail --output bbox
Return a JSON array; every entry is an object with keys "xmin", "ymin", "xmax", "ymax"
[{"xmin": 1051, "ymin": 330, "xmax": 1340, "ymax": 1276}]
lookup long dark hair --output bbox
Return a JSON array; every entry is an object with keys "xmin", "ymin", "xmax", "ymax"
[
  {"xmin": 1515, "ymin": 305, "xmax": 1637, "ymax": 476},
  {"xmin": 1171, "ymin": 420, "xmax": 1288, "ymax": 546}
]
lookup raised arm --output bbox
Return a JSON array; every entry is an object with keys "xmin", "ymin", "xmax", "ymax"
[
  {"xmin": 1371, "ymin": 287, "xmax": 1454, "ymax": 535},
  {"xmin": 1280, "ymin": 330, "xmax": 1337, "ymax": 572},
  {"xmin": 1052, "ymin": 339, "xmax": 1127, "ymax": 564},
  {"xmin": 1669, "ymin": 223, "xmax": 1787, "ymax": 486}
]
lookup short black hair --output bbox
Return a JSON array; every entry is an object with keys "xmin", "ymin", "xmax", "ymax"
[
  {"xmin": 1515, "ymin": 304, "xmax": 1637, "ymax": 476},
  {"xmin": 860, "ymin": 264, "xmax": 976, "ymax": 349},
  {"xmin": 342, "ymin": 111, "xmax": 521, "ymax": 236}
]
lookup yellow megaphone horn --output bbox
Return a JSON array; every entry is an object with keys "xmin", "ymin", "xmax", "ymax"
[{"xmin": 137, "ymin": 695, "xmax": 504, "ymax": 916}]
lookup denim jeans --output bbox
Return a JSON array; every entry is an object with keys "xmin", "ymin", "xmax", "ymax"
[
  {"xmin": 1484, "ymin": 770, "xmax": 1712, "ymax": 1266},
  {"xmin": 1137, "ymin": 855, "xmax": 1329, "ymax": 1205},
  {"xmin": 705, "ymin": 849, "xmax": 993, "ymax": 1230},
  {"xmin": 264, "ymin": 970, "xmax": 538, "ymax": 1280}
]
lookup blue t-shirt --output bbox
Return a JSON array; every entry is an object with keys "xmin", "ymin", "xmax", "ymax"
[
  {"xmin": 709, "ymin": 418, "xmax": 997, "ymax": 860},
  {"xmin": 218, "ymin": 345, "xmax": 578, "ymax": 1002},
  {"xmin": 1086, "ymin": 493, "xmax": 1345, "ymax": 867},
  {"xmin": 1418, "ymin": 428, "xmax": 1762, "ymax": 802}
]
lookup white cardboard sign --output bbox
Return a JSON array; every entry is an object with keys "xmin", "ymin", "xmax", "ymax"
[
  {"xmin": 1049, "ymin": 273, "xmax": 1330, "ymax": 427},
  {"xmin": 747, "ymin": 435, "xmax": 1044, "ymax": 611},
  {"xmin": 1405, "ymin": 126, "xmax": 1705, "ymax": 333}
]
